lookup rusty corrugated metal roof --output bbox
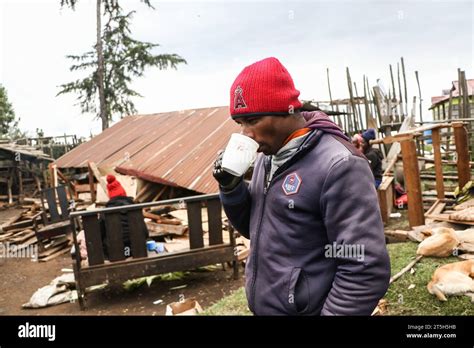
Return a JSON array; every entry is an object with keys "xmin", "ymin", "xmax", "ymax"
[
  {"xmin": 0, "ymin": 143, "xmax": 53, "ymax": 161},
  {"xmin": 55, "ymin": 106, "xmax": 240, "ymax": 194}
]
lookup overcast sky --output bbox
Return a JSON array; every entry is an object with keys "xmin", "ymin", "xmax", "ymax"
[{"xmin": 0, "ymin": 0, "xmax": 473, "ymax": 138}]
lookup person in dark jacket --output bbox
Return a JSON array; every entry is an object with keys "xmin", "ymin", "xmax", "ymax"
[
  {"xmin": 361, "ymin": 129, "xmax": 384, "ymax": 189},
  {"xmin": 212, "ymin": 57, "xmax": 390, "ymax": 315},
  {"xmin": 101, "ymin": 175, "xmax": 148, "ymax": 259}
]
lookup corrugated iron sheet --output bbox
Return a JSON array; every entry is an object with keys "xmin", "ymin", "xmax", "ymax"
[
  {"xmin": 55, "ymin": 106, "xmax": 240, "ymax": 194},
  {"xmin": 0, "ymin": 143, "xmax": 53, "ymax": 161}
]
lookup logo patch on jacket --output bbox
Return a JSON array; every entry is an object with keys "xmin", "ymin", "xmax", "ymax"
[{"xmin": 282, "ymin": 172, "xmax": 301, "ymax": 195}]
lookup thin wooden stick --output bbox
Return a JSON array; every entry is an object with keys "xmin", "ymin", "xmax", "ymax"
[
  {"xmin": 397, "ymin": 62, "xmax": 404, "ymax": 120},
  {"xmin": 401, "ymin": 57, "xmax": 408, "ymax": 116},
  {"xmin": 389, "ymin": 255, "xmax": 423, "ymax": 284}
]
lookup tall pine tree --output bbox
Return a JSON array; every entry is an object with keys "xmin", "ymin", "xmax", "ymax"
[{"xmin": 58, "ymin": 0, "xmax": 186, "ymax": 130}]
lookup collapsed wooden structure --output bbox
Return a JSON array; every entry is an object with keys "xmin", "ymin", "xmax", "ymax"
[
  {"xmin": 373, "ymin": 122, "xmax": 471, "ymax": 228},
  {"xmin": 0, "ymin": 143, "xmax": 53, "ymax": 205}
]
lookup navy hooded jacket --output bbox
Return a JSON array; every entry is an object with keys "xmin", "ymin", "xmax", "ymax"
[{"xmin": 220, "ymin": 112, "xmax": 391, "ymax": 315}]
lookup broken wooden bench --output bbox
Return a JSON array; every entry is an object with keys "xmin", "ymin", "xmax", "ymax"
[{"xmin": 69, "ymin": 193, "xmax": 238, "ymax": 310}]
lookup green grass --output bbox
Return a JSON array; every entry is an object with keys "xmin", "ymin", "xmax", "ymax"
[
  {"xmin": 202, "ymin": 287, "xmax": 252, "ymax": 315},
  {"xmin": 202, "ymin": 242, "xmax": 474, "ymax": 315},
  {"xmin": 385, "ymin": 242, "xmax": 474, "ymax": 315}
]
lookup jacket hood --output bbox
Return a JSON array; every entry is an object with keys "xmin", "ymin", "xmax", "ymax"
[{"xmin": 301, "ymin": 111, "xmax": 349, "ymax": 141}]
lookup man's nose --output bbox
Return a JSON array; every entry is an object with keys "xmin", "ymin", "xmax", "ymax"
[{"xmin": 241, "ymin": 126, "xmax": 255, "ymax": 140}]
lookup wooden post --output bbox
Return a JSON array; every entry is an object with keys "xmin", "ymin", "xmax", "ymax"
[
  {"xmin": 49, "ymin": 163, "xmax": 58, "ymax": 188},
  {"xmin": 431, "ymin": 128, "xmax": 445, "ymax": 199},
  {"xmin": 7, "ymin": 168, "xmax": 13, "ymax": 204},
  {"xmin": 400, "ymin": 136, "xmax": 425, "ymax": 227},
  {"xmin": 461, "ymin": 71, "xmax": 470, "ymax": 122},
  {"xmin": 397, "ymin": 63, "xmax": 404, "ymax": 120},
  {"xmin": 87, "ymin": 163, "xmax": 97, "ymax": 203},
  {"xmin": 18, "ymin": 166, "xmax": 24, "ymax": 204},
  {"xmin": 87, "ymin": 161, "xmax": 107, "ymax": 194},
  {"xmin": 363, "ymin": 75, "xmax": 371, "ymax": 129},
  {"xmin": 458, "ymin": 69, "xmax": 464, "ymax": 120},
  {"xmin": 327, "ymin": 68, "xmax": 341, "ymax": 127},
  {"xmin": 353, "ymin": 81, "xmax": 364, "ymax": 130},
  {"xmin": 415, "ymin": 71, "xmax": 424, "ymax": 156},
  {"xmin": 401, "ymin": 57, "xmax": 408, "ymax": 116},
  {"xmin": 346, "ymin": 67, "xmax": 358, "ymax": 132},
  {"xmin": 452, "ymin": 122, "xmax": 471, "ymax": 189}
]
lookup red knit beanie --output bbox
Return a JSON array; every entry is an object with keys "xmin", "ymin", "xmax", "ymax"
[
  {"xmin": 106, "ymin": 174, "xmax": 127, "ymax": 199},
  {"xmin": 229, "ymin": 57, "xmax": 302, "ymax": 119}
]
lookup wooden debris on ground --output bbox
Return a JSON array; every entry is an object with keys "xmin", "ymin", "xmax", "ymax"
[
  {"xmin": 384, "ymin": 229, "xmax": 409, "ymax": 243},
  {"xmin": 453, "ymin": 198, "xmax": 474, "ymax": 211},
  {"xmin": 371, "ymin": 299, "xmax": 388, "ymax": 316},
  {"xmin": 163, "ymin": 236, "xmax": 190, "ymax": 253},
  {"xmin": 390, "ymin": 255, "xmax": 423, "ymax": 284},
  {"xmin": 0, "ymin": 202, "xmax": 72, "ymax": 262},
  {"xmin": 449, "ymin": 207, "xmax": 474, "ymax": 222},
  {"xmin": 145, "ymin": 221, "xmax": 188, "ymax": 237}
]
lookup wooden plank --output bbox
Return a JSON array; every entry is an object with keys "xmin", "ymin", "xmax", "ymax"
[
  {"xmin": 43, "ymin": 188, "xmax": 60, "ymax": 222},
  {"xmin": 207, "ymin": 199, "xmax": 223, "ymax": 246},
  {"xmin": 17, "ymin": 235, "xmax": 38, "ymax": 247},
  {"xmin": 57, "ymin": 186, "xmax": 70, "ymax": 219},
  {"xmin": 419, "ymin": 174, "xmax": 458, "ymax": 181},
  {"xmin": 74, "ymin": 183, "xmax": 95, "ymax": 193},
  {"xmin": 79, "ymin": 245, "xmax": 234, "ymax": 288},
  {"xmin": 187, "ymin": 201, "xmax": 204, "ymax": 249},
  {"xmin": 384, "ymin": 230, "xmax": 408, "ymax": 241},
  {"xmin": 0, "ymin": 232, "xmax": 16, "ymax": 242},
  {"xmin": 87, "ymin": 162, "xmax": 107, "ymax": 194},
  {"xmin": 39, "ymin": 247, "xmax": 70, "ymax": 262},
  {"xmin": 9, "ymin": 229, "xmax": 35, "ymax": 244},
  {"xmin": 377, "ymin": 176, "xmax": 393, "ymax": 223},
  {"xmin": 82, "ymin": 214, "xmax": 104, "ymax": 266},
  {"xmin": 143, "ymin": 211, "xmax": 181, "ymax": 225},
  {"xmin": 425, "ymin": 213, "xmax": 474, "ymax": 226},
  {"xmin": 50, "ymin": 163, "xmax": 58, "ymax": 188},
  {"xmin": 145, "ymin": 221, "xmax": 187, "ymax": 237},
  {"xmin": 87, "ymin": 164, "xmax": 96, "ymax": 202},
  {"xmin": 38, "ymin": 239, "xmax": 70, "ymax": 257},
  {"xmin": 104, "ymin": 213, "xmax": 125, "ymax": 262},
  {"xmin": 400, "ymin": 139, "xmax": 425, "ymax": 227},
  {"xmin": 431, "ymin": 128, "xmax": 445, "ymax": 199},
  {"xmin": 1, "ymin": 209, "xmax": 25, "ymax": 231},
  {"xmin": 56, "ymin": 168, "xmax": 76, "ymax": 199},
  {"xmin": 127, "ymin": 210, "xmax": 148, "ymax": 259},
  {"xmin": 424, "ymin": 199, "xmax": 446, "ymax": 224},
  {"xmin": 452, "ymin": 122, "xmax": 471, "ymax": 188}
]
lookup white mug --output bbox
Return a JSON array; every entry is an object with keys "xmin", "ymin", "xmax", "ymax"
[{"xmin": 221, "ymin": 133, "xmax": 259, "ymax": 176}]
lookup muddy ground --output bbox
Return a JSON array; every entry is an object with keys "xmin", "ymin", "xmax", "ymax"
[{"xmin": 0, "ymin": 253, "xmax": 245, "ymax": 315}]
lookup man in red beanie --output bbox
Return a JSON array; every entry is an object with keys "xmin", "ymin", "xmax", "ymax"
[{"xmin": 213, "ymin": 57, "xmax": 390, "ymax": 315}]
